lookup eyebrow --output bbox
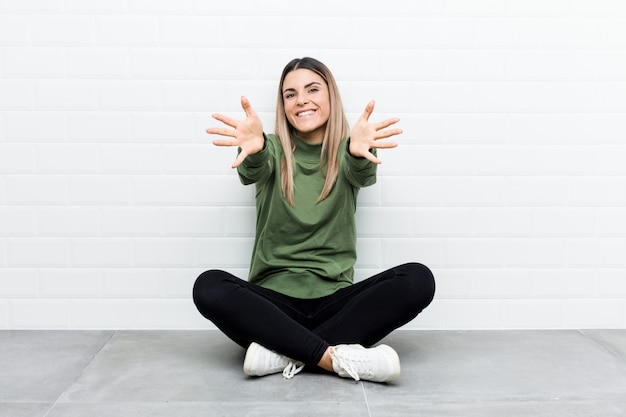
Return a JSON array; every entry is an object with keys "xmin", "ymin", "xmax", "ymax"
[{"xmin": 282, "ymin": 81, "xmax": 322, "ymax": 94}]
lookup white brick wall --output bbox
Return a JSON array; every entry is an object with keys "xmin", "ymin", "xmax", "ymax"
[{"xmin": 1, "ymin": 0, "xmax": 626, "ymax": 329}]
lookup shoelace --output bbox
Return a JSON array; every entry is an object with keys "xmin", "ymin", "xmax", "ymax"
[
  {"xmin": 330, "ymin": 348, "xmax": 366, "ymax": 381},
  {"xmin": 282, "ymin": 360, "xmax": 305, "ymax": 379}
]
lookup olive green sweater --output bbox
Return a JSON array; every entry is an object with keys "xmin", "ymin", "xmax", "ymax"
[{"xmin": 237, "ymin": 133, "xmax": 377, "ymax": 299}]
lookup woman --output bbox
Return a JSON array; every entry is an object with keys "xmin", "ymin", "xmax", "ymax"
[{"xmin": 193, "ymin": 57, "xmax": 435, "ymax": 383}]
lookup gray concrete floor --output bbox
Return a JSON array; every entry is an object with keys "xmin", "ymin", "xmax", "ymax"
[{"xmin": 1, "ymin": 330, "xmax": 626, "ymax": 417}]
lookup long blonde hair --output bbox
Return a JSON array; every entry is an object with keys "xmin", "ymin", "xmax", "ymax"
[{"xmin": 275, "ymin": 57, "xmax": 350, "ymax": 206}]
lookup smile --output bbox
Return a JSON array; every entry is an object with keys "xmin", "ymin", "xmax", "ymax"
[{"xmin": 296, "ymin": 110, "xmax": 316, "ymax": 117}]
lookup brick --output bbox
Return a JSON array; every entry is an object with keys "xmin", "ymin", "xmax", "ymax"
[
  {"xmin": 67, "ymin": 47, "xmax": 129, "ymax": 78},
  {"xmin": 35, "ymin": 80, "xmax": 98, "ymax": 110},
  {"xmin": 36, "ymin": 144, "xmax": 99, "ymax": 173},
  {"xmin": 503, "ymin": 177, "xmax": 569, "ymax": 207},
  {"xmin": 442, "ymin": 300, "xmax": 506, "ymax": 329},
  {"xmin": 71, "ymin": 238, "xmax": 133, "ymax": 267},
  {"xmin": 68, "ymin": 111, "xmax": 130, "ymax": 142},
  {"xmin": 0, "ymin": 80, "xmax": 33, "ymax": 109},
  {"xmin": 504, "ymin": 300, "xmax": 564, "ymax": 329},
  {"xmin": 95, "ymin": 16, "xmax": 158, "ymax": 45},
  {"xmin": 0, "ymin": 144, "xmax": 34, "ymax": 173},
  {"xmin": 163, "ymin": 144, "xmax": 224, "ymax": 174},
  {"xmin": 8, "ymin": 238, "xmax": 70, "ymax": 267},
  {"xmin": 0, "ymin": 15, "xmax": 30, "ymax": 45},
  {"xmin": 596, "ymin": 269, "xmax": 626, "ymax": 297},
  {"xmin": 3, "ymin": 111, "xmax": 66, "ymax": 142},
  {"xmin": 380, "ymin": 177, "xmax": 446, "ymax": 207},
  {"xmin": 131, "ymin": 47, "xmax": 192, "ymax": 78},
  {"xmin": 504, "ymin": 238, "xmax": 567, "ymax": 268},
  {"xmin": 102, "ymin": 268, "xmax": 163, "ymax": 298},
  {"xmin": 597, "ymin": 208, "xmax": 626, "ymax": 237},
  {"xmin": 37, "ymin": 207, "xmax": 99, "ymax": 236},
  {"xmin": 382, "ymin": 238, "xmax": 445, "ymax": 268},
  {"xmin": 5, "ymin": 175, "xmax": 68, "ymax": 205},
  {"xmin": 72, "ymin": 300, "xmax": 134, "ymax": 329},
  {"xmin": 30, "ymin": 15, "xmax": 95, "ymax": 45},
  {"xmin": 472, "ymin": 208, "xmax": 535, "ymax": 237},
  {"xmin": 356, "ymin": 207, "xmax": 413, "ymax": 237},
  {"xmin": 9, "ymin": 300, "xmax": 71, "ymax": 329},
  {"xmin": 161, "ymin": 207, "xmax": 224, "ymax": 237},
  {"xmin": 98, "ymin": 80, "xmax": 161, "ymax": 110},
  {"xmin": 160, "ymin": 268, "xmax": 199, "ymax": 298},
  {"xmin": 533, "ymin": 208, "xmax": 595, "ymax": 237},
  {"xmin": 532, "ymin": 268, "xmax": 593, "ymax": 299},
  {"xmin": 224, "ymin": 207, "xmax": 256, "ymax": 237},
  {"xmin": 134, "ymin": 300, "xmax": 198, "ymax": 329},
  {"xmin": 444, "ymin": 238, "xmax": 505, "ymax": 268},
  {"xmin": 134, "ymin": 238, "xmax": 194, "ymax": 267},
  {"xmin": 64, "ymin": 0, "xmax": 127, "ymax": 12},
  {"xmin": 99, "ymin": 144, "xmax": 164, "ymax": 174},
  {"xmin": 0, "ymin": 269, "xmax": 38, "ymax": 297},
  {"xmin": 69, "ymin": 175, "xmax": 131, "ymax": 205},
  {"xmin": 431, "ymin": 268, "xmax": 472, "ymax": 299},
  {"xmin": 131, "ymin": 112, "xmax": 196, "ymax": 143},
  {"xmin": 2, "ymin": 47, "xmax": 66, "ymax": 77},
  {"xmin": 413, "ymin": 208, "xmax": 473, "ymax": 237},
  {"xmin": 564, "ymin": 299, "xmax": 624, "ymax": 328},
  {"xmin": 195, "ymin": 238, "xmax": 254, "ymax": 268},
  {"xmin": 195, "ymin": 175, "xmax": 255, "ymax": 206},
  {"xmin": 471, "ymin": 269, "xmax": 533, "ymax": 299},
  {"xmin": 39, "ymin": 269, "xmax": 101, "ymax": 297},
  {"xmin": 100, "ymin": 207, "xmax": 161, "ymax": 236},
  {"xmin": 132, "ymin": 175, "xmax": 197, "ymax": 205},
  {"xmin": 159, "ymin": 16, "xmax": 222, "ymax": 46}
]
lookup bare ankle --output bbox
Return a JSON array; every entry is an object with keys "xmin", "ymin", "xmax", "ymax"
[{"xmin": 317, "ymin": 346, "xmax": 334, "ymax": 372}]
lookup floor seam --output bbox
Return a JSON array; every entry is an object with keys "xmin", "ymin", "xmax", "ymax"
[
  {"xmin": 41, "ymin": 330, "xmax": 117, "ymax": 417},
  {"xmin": 361, "ymin": 382, "xmax": 372, "ymax": 417},
  {"xmin": 579, "ymin": 329, "xmax": 626, "ymax": 364}
]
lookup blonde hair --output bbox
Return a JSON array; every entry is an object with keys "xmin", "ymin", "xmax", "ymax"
[{"xmin": 275, "ymin": 57, "xmax": 350, "ymax": 206}]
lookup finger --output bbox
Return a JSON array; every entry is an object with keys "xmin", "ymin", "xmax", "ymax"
[
  {"xmin": 371, "ymin": 140, "xmax": 398, "ymax": 149},
  {"xmin": 240, "ymin": 96, "xmax": 258, "ymax": 119},
  {"xmin": 231, "ymin": 150, "xmax": 248, "ymax": 168},
  {"xmin": 359, "ymin": 100, "xmax": 375, "ymax": 122},
  {"xmin": 375, "ymin": 128, "xmax": 403, "ymax": 140},
  {"xmin": 363, "ymin": 151, "xmax": 382, "ymax": 165},
  {"xmin": 212, "ymin": 139, "xmax": 239, "ymax": 147},
  {"xmin": 212, "ymin": 113, "xmax": 238, "ymax": 128},
  {"xmin": 374, "ymin": 117, "xmax": 401, "ymax": 131},
  {"xmin": 206, "ymin": 127, "xmax": 236, "ymax": 137}
]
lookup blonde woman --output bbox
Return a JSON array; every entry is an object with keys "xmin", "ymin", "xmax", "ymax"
[{"xmin": 193, "ymin": 57, "xmax": 435, "ymax": 382}]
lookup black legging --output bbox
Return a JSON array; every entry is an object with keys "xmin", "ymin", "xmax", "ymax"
[{"xmin": 192, "ymin": 262, "xmax": 435, "ymax": 366}]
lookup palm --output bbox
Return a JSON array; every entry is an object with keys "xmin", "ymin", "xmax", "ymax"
[
  {"xmin": 207, "ymin": 96, "xmax": 264, "ymax": 168},
  {"xmin": 349, "ymin": 101, "xmax": 402, "ymax": 164}
]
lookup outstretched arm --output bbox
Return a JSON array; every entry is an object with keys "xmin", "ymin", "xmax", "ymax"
[
  {"xmin": 207, "ymin": 96, "xmax": 265, "ymax": 168},
  {"xmin": 349, "ymin": 100, "xmax": 402, "ymax": 164}
]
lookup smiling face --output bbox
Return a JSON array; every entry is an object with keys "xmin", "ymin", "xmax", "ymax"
[{"xmin": 282, "ymin": 68, "xmax": 331, "ymax": 145}]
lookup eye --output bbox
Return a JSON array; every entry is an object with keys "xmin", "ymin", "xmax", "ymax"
[
  {"xmin": 308, "ymin": 87, "xmax": 319, "ymax": 93},
  {"xmin": 284, "ymin": 92, "xmax": 295, "ymax": 99}
]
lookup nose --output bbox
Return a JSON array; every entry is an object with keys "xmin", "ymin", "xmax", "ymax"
[{"xmin": 296, "ymin": 95, "xmax": 308, "ymax": 106}]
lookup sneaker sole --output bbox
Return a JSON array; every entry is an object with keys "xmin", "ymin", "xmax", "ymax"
[
  {"xmin": 243, "ymin": 342, "xmax": 262, "ymax": 376},
  {"xmin": 377, "ymin": 344, "xmax": 401, "ymax": 382}
]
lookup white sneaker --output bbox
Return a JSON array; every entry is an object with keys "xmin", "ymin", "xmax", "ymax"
[
  {"xmin": 330, "ymin": 344, "xmax": 401, "ymax": 382},
  {"xmin": 243, "ymin": 342, "xmax": 305, "ymax": 379}
]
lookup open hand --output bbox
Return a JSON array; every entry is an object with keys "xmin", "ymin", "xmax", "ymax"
[
  {"xmin": 207, "ymin": 96, "xmax": 264, "ymax": 168},
  {"xmin": 349, "ymin": 100, "xmax": 402, "ymax": 164}
]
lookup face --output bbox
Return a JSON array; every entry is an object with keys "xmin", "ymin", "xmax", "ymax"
[{"xmin": 282, "ymin": 68, "xmax": 331, "ymax": 144}]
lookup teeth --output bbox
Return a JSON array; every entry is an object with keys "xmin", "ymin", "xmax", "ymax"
[{"xmin": 297, "ymin": 110, "xmax": 314, "ymax": 117}]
